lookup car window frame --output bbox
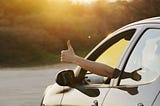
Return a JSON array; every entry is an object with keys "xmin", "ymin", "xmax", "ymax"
[
  {"xmin": 118, "ymin": 27, "xmax": 160, "ymax": 86},
  {"xmin": 75, "ymin": 28, "xmax": 137, "ymax": 84}
]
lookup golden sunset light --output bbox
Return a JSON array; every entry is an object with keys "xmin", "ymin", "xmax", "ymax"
[
  {"xmin": 0, "ymin": 0, "xmax": 156, "ymax": 68},
  {"xmin": 47, "ymin": 0, "xmax": 132, "ymax": 5},
  {"xmin": 70, "ymin": 0, "xmax": 132, "ymax": 4},
  {"xmin": 106, "ymin": 0, "xmax": 132, "ymax": 2},
  {"xmin": 71, "ymin": 0, "xmax": 96, "ymax": 4},
  {"xmin": 107, "ymin": 0, "xmax": 117, "ymax": 2}
]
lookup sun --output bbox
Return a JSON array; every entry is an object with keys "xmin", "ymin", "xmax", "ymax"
[{"xmin": 71, "ymin": 0, "xmax": 96, "ymax": 4}]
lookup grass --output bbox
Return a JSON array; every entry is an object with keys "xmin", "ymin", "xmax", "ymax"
[{"xmin": 0, "ymin": 50, "xmax": 90, "ymax": 68}]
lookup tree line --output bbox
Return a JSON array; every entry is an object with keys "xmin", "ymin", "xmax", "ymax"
[{"xmin": 0, "ymin": 0, "xmax": 160, "ymax": 66}]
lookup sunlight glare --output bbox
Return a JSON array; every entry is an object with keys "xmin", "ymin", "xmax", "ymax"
[
  {"xmin": 71, "ymin": 0, "xmax": 96, "ymax": 4},
  {"xmin": 106, "ymin": 0, "xmax": 132, "ymax": 2},
  {"xmin": 106, "ymin": 0, "xmax": 117, "ymax": 2}
]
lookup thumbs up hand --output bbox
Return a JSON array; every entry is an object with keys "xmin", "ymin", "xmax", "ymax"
[{"xmin": 61, "ymin": 40, "xmax": 76, "ymax": 63}]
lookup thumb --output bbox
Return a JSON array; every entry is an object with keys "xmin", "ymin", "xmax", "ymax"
[{"xmin": 67, "ymin": 40, "xmax": 74, "ymax": 51}]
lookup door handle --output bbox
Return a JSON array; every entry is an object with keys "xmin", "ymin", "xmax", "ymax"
[{"xmin": 92, "ymin": 100, "xmax": 98, "ymax": 106}]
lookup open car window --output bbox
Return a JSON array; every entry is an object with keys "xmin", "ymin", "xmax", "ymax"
[{"xmin": 85, "ymin": 29, "xmax": 136, "ymax": 84}]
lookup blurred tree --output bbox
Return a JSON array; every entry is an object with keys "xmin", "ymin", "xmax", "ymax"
[{"xmin": 1, "ymin": 0, "xmax": 160, "ymax": 66}]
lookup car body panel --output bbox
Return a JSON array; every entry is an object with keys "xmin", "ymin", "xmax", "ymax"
[
  {"xmin": 61, "ymin": 87, "xmax": 110, "ymax": 106},
  {"xmin": 153, "ymin": 91, "xmax": 160, "ymax": 106},
  {"xmin": 102, "ymin": 76, "xmax": 160, "ymax": 106},
  {"xmin": 42, "ymin": 83, "xmax": 63, "ymax": 106}
]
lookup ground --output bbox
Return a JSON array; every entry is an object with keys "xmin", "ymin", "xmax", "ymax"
[{"xmin": 0, "ymin": 63, "xmax": 76, "ymax": 106}]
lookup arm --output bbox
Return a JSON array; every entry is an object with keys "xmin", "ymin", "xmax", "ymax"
[{"xmin": 61, "ymin": 40, "xmax": 114, "ymax": 78}]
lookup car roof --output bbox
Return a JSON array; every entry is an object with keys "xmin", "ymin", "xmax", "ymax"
[
  {"xmin": 128, "ymin": 17, "xmax": 160, "ymax": 25},
  {"xmin": 117, "ymin": 16, "xmax": 160, "ymax": 31}
]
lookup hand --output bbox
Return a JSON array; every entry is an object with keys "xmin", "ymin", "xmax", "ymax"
[
  {"xmin": 61, "ymin": 40, "xmax": 76, "ymax": 63},
  {"xmin": 131, "ymin": 68, "xmax": 142, "ymax": 81}
]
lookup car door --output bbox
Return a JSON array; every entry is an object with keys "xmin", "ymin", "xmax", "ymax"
[
  {"xmin": 60, "ymin": 29, "xmax": 136, "ymax": 106},
  {"xmin": 152, "ymin": 90, "xmax": 160, "ymax": 106},
  {"xmin": 102, "ymin": 28, "xmax": 160, "ymax": 106}
]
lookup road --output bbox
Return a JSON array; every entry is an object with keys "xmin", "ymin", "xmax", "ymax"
[{"xmin": 0, "ymin": 63, "xmax": 76, "ymax": 106}]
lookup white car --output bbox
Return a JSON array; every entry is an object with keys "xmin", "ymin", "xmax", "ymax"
[{"xmin": 41, "ymin": 17, "xmax": 160, "ymax": 106}]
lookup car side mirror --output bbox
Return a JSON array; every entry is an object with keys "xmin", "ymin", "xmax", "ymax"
[{"xmin": 55, "ymin": 69, "xmax": 77, "ymax": 86}]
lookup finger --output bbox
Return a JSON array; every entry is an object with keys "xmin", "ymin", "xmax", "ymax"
[
  {"xmin": 61, "ymin": 50, "xmax": 67, "ymax": 54},
  {"xmin": 67, "ymin": 40, "xmax": 74, "ymax": 51},
  {"xmin": 135, "ymin": 68, "xmax": 142, "ymax": 72}
]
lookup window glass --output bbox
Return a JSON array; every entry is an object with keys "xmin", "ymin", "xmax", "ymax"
[
  {"xmin": 96, "ymin": 39, "xmax": 128, "ymax": 67},
  {"xmin": 120, "ymin": 29, "xmax": 160, "ymax": 85},
  {"xmin": 85, "ymin": 29, "xmax": 136, "ymax": 84}
]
